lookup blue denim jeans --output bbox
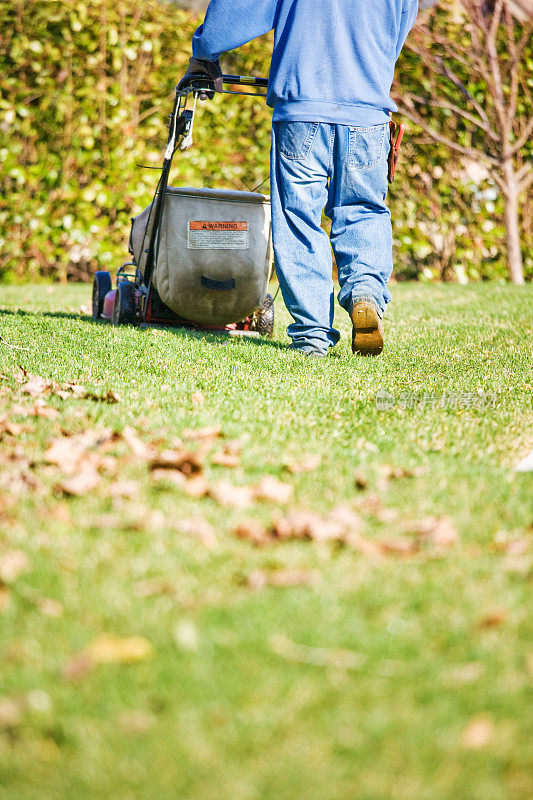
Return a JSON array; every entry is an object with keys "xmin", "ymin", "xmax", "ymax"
[{"xmin": 270, "ymin": 121, "xmax": 393, "ymax": 353}]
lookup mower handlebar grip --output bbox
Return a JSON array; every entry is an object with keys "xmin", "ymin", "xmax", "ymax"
[
  {"xmin": 177, "ymin": 74, "xmax": 268, "ymax": 94},
  {"xmin": 221, "ymin": 74, "xmax": 269, "ymax": 88}
]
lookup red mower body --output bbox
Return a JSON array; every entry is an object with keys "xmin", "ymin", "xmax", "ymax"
[
  {"xmin": 96, "ymin": 280, "xmax": 258, "ymax": 334},
  {"xmin": 101, "ymin": 289, "xmax": 116, "ymax": 321}
]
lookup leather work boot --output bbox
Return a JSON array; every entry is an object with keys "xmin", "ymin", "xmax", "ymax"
[{"xmin": 351, "ymin": 300, "xmax": 384, "ymax": 357}]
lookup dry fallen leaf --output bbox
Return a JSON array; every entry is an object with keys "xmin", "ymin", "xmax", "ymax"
[
  {"xmin": 20, "ymin": 373, "xmax": 53, "ymax": 397},
  {"xmin": 375, "ymin": 507, "xmax": 401, "ymax": 525},
  {"xmin": 410, "ymin": 516, "xmax": 459, "ymax": 549},
  {"xmin": 99, "ymin": 389, "xmax": 121, "ymax": 404},
  {"xmin": 0, "ymin": 418, "xmax": 34, "ymax": 437},
  {"xmin": 184, "ymin": 474, "xmax": 210, "ymax": 498},
  {"xmin": 150, "ymin": 448, "xmax": 203, "ymax": 476},
  {"xmin": 328, "ymin": 505, "xmax": 365, "ymax": 533},
  {"xmin": 0, "ymin": 696, "xmax": 23, "ymax": 729},
  {"xmin": 122, "ymin": 426, "xmax": 154, "ymax": 460},
  {"xmin": 0, "ymin": 550, "xmax": 31, "ymax": 583},
  {"xmin": 0, "ymin": 584, "xmax": 11, "ymax": 614},
  {"xmin": 210, "ymin": 480, "xmax": 254, "ymax": 508},
  {"xmin": 26, "ymin": 400, "xmax": 59, "ymax": 419},
  {"xmin": 381, "ymin": 464, "xmax": 428, "ymax": 480},
  {"xmin": 234, "ymin": 519, "xmax": 273, "ymax": 546},
  {"xmin": 0, "ymin": 467, "xmax": 46, "ymax": 497},
  {"xmin": 224, "ymin": 438, "xmax": 244, "ymax": 455},
  {"xmin": 461, "ymin": 714, "xmax": 494, "ymax": 749},
  {"xmin": 344, "ymin": 532, "xmax": 385, "ymax": 558},
  {"xmin": 45, "ymin": 429, "xmax": 114, "ymax": 474},
  {"xmin": 503, "ymin": 553, "xmax": 531, "ymax": 575},
  {"xmin": 253, "ymin": 475, "xmax": 293, "ymax": 504},
  {"xmin": 353, "ymin": 493, "xmax": 384, "ymax": 515},
  {"xmin": 492, "ymin": 535, "xmax": 529, "ymax": 556},
  {"xmin": 286, "ymin": 454, "xmax": 322, "ymax": 474},
  {"xmin": 177, "ymin": 517, "xmax": 218, "ymax": 549},
  {"xmin": 246, "ymin": 569, "xmax": 269, "ymax": 589},
  {"xmin": 45, "ymin": 438, "xmax": 83, "ymax": 473},
  {"xmin": 36, "ymin": 596, "xmax": 63, "ymax": 618},
  {"xmin": 57, "ymin": 470, "xmax": 101, "ymax": 496},
  {"xmin": 182, "ymin": 425, "xmax": 222, "ymax": 441},
  {"xmin": 477, "ymin": 609, "xmax": 507, "ymax": 629},
  {"xmin": 211, "ymin": 451, "xmax": 240, "ymax": 467},
  {"xmin": 380, "ymin": 537, "xmax": 419, "ymax": 556},
  {"xmin": 54, "ymin": 384, "xmax": 85, "ymax": 401},
  {"xmin": 84, "ymin": 633, "xmax": 153, "ymax": 664},
  {"xmin": 108, "ymin": 480, "xmax": 139, "ymax": 499},
  {"xmin": 151, "ymin": 468, "xmax": 187, "ymax": 488},
  {"xmin": 273, "ymin": 511, "xmax": 345, "ymax": 543},
  {"xmin": 354, "ymin": 470, "xmax": 368, "ymax": 490},
  {"xmin": 45, "ymin": 503, "xmax": 73, "ymax": 524}
]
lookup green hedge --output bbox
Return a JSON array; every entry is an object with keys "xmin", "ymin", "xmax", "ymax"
[{"xmin": 0, "ymin": 0, "xmax": 529, "ymax": 283}]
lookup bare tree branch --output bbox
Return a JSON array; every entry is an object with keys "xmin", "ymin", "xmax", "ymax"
[
  {"xmin": 511, "ymin": 116, "xmax": 533, "ymax": 155},
  {"xmin": 504, "ymin": 3, "xmax": 520, "ymax": 121},
  {"xmin": 396, "ymin": 98, "xmax": 501, "ymax": 167},
  {"xmin": 410, "ymin": 23, "xmax": 484, "ymax": 74},
  {"xmin": 405, "ymin": 0, "xmax": 530, "ymax": 283},
  {"xmin": 438, "ymin": 57, "xmax": 496, "ymax": 125},
  {"xmin": 397, "ymin": 92, "xmax": 499, "ymax": 140},
  {"xmin": 488, "ymin": 0, "xmax": 505, "ymax": 42},
  {"xmin": 517, "ymin": 162, "xmax": 533, "ymax": 194}
]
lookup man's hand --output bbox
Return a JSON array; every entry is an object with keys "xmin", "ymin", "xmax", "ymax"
[{"xmin": 178, "ymin": 57, "xmax": 223, "ymax": 94}]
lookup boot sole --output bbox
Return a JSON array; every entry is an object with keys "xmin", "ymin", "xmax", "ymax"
[{"xmin": 351, "ymin": 304, "xmax": 384, "ymax": 357}]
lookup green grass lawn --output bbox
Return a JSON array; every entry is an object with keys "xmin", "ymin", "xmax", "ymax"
[{"xmin": 0, "ymin": 282, "xmax": 532, "ymax": 800}]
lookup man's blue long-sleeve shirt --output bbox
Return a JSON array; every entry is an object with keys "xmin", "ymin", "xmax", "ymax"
[{"xmin": 192, "ymin": 0, "xmax": 418, "ymax": 127}]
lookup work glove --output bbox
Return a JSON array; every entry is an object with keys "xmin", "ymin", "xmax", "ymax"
[{"xmin": 178, "ymin": 57, "xmax": 223, "ymax": 94}]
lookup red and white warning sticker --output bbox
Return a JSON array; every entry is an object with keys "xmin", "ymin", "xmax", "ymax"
[{"xmin": 187, "ymin": 221, "xmax": 249, "ymax": 250}]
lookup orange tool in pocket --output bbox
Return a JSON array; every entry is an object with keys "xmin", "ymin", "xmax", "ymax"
[{"xmin": 388, "ymin": 120, "xmax": 405, "ymax": 183}]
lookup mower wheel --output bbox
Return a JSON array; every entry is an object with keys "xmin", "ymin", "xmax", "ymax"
[
  {"xmin": 256, "ymin": 293, "xmax": 275, "ymax": 338},
  {"xmin": 92, "ymin": 271, "xmax": 112, "ymax": 320},
  {"xmin": 112, "ymin": 280, "xmax": 136, "ymax": 326}
]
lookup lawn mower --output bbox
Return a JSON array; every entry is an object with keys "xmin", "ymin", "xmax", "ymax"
[{"xmin": 91, "ymin": 74, "xmax": 275, "ymax": 337}]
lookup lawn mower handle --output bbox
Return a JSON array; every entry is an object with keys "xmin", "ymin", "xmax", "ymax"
[{"xmin": 177, "ymin": 73, "xmax": 269, "ymax": 95}]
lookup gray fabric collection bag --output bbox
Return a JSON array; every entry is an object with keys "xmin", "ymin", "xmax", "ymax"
[{"xmin": 130, "ymin": 186, "xmax": 272, "ymax": 325}]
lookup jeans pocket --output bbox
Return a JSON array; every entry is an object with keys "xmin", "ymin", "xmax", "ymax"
[
  {"xmin": 348, "ymin": 123, "xmax": 388, "ymax": 169},
  {"xmin": 276, "ymin": 122, "xmax": 320, "ymax": 160}
]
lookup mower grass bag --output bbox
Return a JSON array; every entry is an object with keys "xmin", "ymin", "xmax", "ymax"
[{"xmin": 130, "ymin": 186, "xmax": 272, "ymax": 327}]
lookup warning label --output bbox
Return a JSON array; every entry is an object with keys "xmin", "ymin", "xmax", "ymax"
[{"xmin": 187, "ymin": 221, "xmax": 249, "ymax": 250}]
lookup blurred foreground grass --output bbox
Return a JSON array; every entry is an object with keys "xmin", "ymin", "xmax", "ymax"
[{"xmin": 0, "ymin": 283, "xmax": 532, "ymax": 800}]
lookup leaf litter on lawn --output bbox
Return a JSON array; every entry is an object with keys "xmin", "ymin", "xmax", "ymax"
[
  {"xmin": 232, "ymin": 504, "xmax": 459, "ymax": 559},
  {"xmin": 284, "ymin": 453, "xmax": 322, "ymax": 474},
  {"xmin": 13, "ymin": 367, "xmax": 121, "ymax": 404},
  {"xmin": 1, "ymin": 383, "xmax": 462, "ymax": 561}
]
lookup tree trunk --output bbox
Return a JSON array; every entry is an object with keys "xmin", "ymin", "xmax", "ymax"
[{"xmin": 501, "ymin": 158, "xmax": 525, "ymax": 285}]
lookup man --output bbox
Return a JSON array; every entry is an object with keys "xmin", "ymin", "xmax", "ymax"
[{"xmin": 181, "ymin": 0, "xmax": 419, "ymax": 357}]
